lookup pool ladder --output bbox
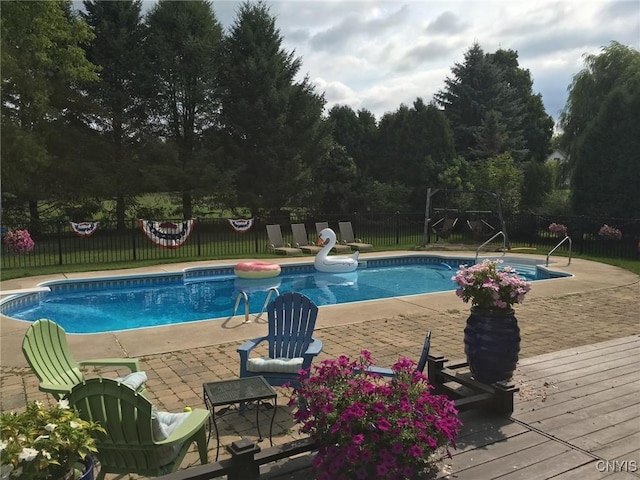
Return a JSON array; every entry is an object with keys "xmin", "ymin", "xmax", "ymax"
[
  {"xmin": 232, "ymin": 287, "xmax": 280, "ymax": 323},
  {"xmin": 546, "ymin": 236, "xmax": 572, "ymax": 266}
]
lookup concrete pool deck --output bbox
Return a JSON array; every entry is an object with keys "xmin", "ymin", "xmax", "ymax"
[
  {"xmin": 1, "ymin": 251, "xmax": 637, "ymax": 369},
  {"xmin": 1, "ymin": 251, "xmax": 639, "ymax": 476}
]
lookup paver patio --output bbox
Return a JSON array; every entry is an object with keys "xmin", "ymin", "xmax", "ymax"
[{"xmin": 1, "ymin": 252, "xmax": 638, "ymax": 478}]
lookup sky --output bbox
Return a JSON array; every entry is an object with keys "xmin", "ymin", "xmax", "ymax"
[
  {"xmin": 135, "ymin": 1, "xmax": 639, "ymax": 124},
  {"xmin": 207, "ymin": 0, "xmax": 639, "ymax": 124}
]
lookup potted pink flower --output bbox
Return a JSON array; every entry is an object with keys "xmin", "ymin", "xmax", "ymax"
[
  {"xmin": 289, "ymin": 351, "xmax": 461, "ymax": 479},
  {"xmin": 451, "ymin": 259, "xmax": 532, "ymax": 384},
  {"xmin": 598, "ymin": 224, "xmax": 622, "ymax": 240},
  {"xmin": 3, "ymin": 229, "xmax": 35, "ymax": 255},
  {"xmin": 548, "ymin": 223, "xmax": 567, "ymax": 237}
]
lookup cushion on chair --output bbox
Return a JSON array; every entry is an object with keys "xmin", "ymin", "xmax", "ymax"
[
  {"xmin": 246, "ymin": 357, "xmax": 304, "ymax": 373},
  {"xmin": 151, "ymin": 409, "xmax": 190, "ymax": 466},
  {"xmin": 116, "ymin": 371, "xmax": 148, "ymax": 391}
]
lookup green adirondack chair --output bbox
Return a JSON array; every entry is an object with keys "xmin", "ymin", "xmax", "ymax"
[
  {"xmin": 22, "ymin": 319, "xmax": 146, "ymax": 399},
  {"xmin": 68, "ymin": 377, "xmax": 209, "ymax": 480}
]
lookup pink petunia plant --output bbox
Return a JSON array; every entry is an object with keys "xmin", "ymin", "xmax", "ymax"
[
  {"xmin": 451, "ymin": 259, "xmax": 531, "ymax": 311},
  {"xmin": 598, "ymin": 224, "xmax": 622, "ymax": 240},
  {"xmin": 548, "ymin": 223, "xmax": 568, "ymax": 237},
  {"xmin": 3, "ymin": 229, "xmax": 35, "ymax": 255},
  {"xmin": 289, "ymin": 351, "xmax": 461, "ymax": 480}
]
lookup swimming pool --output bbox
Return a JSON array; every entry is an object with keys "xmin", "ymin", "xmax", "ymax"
[{"xmin": 1, "ymin": 255, "xmax": 569, "ymax": 333}]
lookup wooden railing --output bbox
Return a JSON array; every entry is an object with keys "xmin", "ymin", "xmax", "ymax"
[{"xmin": 157, "ymin": 438, "xmax": 316, "ymax": 480}]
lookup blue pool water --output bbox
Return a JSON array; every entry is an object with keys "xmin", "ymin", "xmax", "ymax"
[{"xmin": 2, "ymin": 256, "xmax": 565, "ymax": 333}]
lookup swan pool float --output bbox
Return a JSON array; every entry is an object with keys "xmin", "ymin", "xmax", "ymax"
[
  {"xmin": 314, "ymin": 228, "xmax": 359, "ymax": 273},
  {"xmin": 235, "ymin": 261, "xmax": 281, "ymax": 279}
]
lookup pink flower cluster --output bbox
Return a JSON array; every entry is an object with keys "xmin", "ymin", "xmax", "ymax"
[
  {"xmin": 548, "ymin": 222, "xmax": 568, "ymax": 237},
  {"xmin": 289, "ymin": 351, "xmax": 461, "ymax": 480},
  {"xmin": 598, "ymin": 224, "xmax": 622, "ymax": 240},
  {"xmin": 451, "ymin": 259, "xmax": 531, "ymax": 311},
  {"xmin": 3, "ymin": 229, "xmax": 35, "ymax": 255}
]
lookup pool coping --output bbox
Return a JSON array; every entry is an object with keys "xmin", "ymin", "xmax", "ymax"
[{"xmin": 1, "ymin": 250, "xmax": 638, "ymax": 368}]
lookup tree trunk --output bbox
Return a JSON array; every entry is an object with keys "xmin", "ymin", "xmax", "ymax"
[
  {"xmin": 28, "ymin": 199, "xmax": 40, "ymax": 234},
  {"xmin": 116, "ymin": 194, "xmax": 126, "ymax": 230},
  {"xmin": 182, "ymin": 191, "xmax": 193, "ymax": 219}
]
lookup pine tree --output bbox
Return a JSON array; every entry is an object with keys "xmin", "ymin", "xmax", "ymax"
[
  {"xmin": 218, "ymin": 1, "xmax": 330, "ymax": 216},
  {"xmin": 81, "ymin": 0, "xmax": 147, "ymax": 228},
  {"xmin": 145, "ymin": 0, "xmax": 223, "ymax": 219}
]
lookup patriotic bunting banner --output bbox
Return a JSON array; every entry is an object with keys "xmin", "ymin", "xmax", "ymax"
[
  {"xmin": 70, "ymin": 221, "xmax": 100, "ymax": 237},
  {"xmin": 139, "ymin": 219, "xmax": 195, "ymax": 249},
  {"xmin": 228, "ymin": 218, "xmax": 254, "ymax": 233}
]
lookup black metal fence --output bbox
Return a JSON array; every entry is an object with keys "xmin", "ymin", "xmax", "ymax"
[{"xmin": 2, "ymin": 212, "xmax": 639, "ymax": 270}]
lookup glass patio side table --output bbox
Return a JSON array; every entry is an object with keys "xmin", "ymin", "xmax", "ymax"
[{"xmin": 203, "ymin": 376, "xmax": 278, "ymax": 460}]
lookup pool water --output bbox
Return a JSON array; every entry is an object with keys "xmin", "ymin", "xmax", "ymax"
[{"xmin": 3, "ymin": 257, "xmax": 562, "ymax": 333}]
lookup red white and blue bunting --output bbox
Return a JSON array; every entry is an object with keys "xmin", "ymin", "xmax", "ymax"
[
  {"xmin": 139, "ymin": 219, "xmax": 195, "ymax": 249},
  {"xmin": 70, "ymin": 221, "xmax": 100, "ymax": 237},
  {"xmin": 228, "ymin": 218, "xmax": 254, "ymax": 233}
]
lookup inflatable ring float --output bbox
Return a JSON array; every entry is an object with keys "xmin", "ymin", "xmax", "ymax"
[{"xmin": 234, "ymin": 261, "xmax": 282, "ymax": 279}]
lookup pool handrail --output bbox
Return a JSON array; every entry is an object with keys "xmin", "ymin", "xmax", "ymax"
[
  {"xmin": 233, "ymin": 287, "xmax": 281, "ymax": 323},
  {"xmin": 260, "ymin": 287, "xmax": 280, "ymax": 315},
  {"xmin": 546, "ymin": 236, "xmax": 572, "ymax": 267},
  {"xmin": 232, "ymin": 291, "xmax": 250, "ymax": 323},
  {"xmin": 475, "ymin": 231, "xmax": 506, "ymax": 263}
]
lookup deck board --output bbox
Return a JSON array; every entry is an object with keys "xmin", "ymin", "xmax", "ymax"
[{"xmin": 439, "ymin": 336, "xmax": 640, "ymax": 480}]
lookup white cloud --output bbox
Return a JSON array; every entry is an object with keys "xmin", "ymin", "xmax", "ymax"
[{"xmin": 151, "ymin": 0, "xmax": 640, "ymax": 122}]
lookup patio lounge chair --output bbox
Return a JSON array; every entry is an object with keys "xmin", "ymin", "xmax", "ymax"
[
  {"xmin": 338, "ymin": 221, "xmax": 374, "ymax": 251},
  {"xmin": 266, "ymin": 224, "xmax": 303, "ymax": 256},
  {"xmin": 315, "ymin": 222, "xmax": 352, "ymax": 253},
  {"xmin": 237, "ymin": 292, "xmax": 323, "ymax": 388},
  {"xmin": 291, "ymin": 223, "xmax": 322, "ymax": 254},
  {"xmin": 68, "ymin": 377, "xmax": 209, "ymax": 480},
  {"xmin": 367, "ymin": 331, "xmax": 431, "ymax": 377},
  {"xmin": 22, "ymin": 319, "xmax": 147, "ymax": 399}
]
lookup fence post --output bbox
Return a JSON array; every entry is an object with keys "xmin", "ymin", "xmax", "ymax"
[
  {"xmin": 57, "ymin": 222, "xmax": 63, "ymax": 265},
  {"xmin": 254, "ymin": 216, "xmax": 260, "ymax": 253},
  {"xmin": 131, "ymin": 218, "xmax": 137, "ymax": 261},
  {"xmin": 196, "ymin": 217, "xmax": 201, "ymax": 257},
  {"xmin": 227, "ymin": 439, "xmax": 261, "ymax": 480},
  {"xmin": 395, "ymin": 211, "xmax": 400, "ymax": 244}
]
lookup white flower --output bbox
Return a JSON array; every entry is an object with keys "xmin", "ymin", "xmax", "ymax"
[
  {"xmin": 18, "ymin": 447, "xmax": 39, "ymax": 462},
  {"xmin": 34, "ymin": 435, "xmax": 49, "ymax": 443},
  {"xmin": 44, "ymin": 423, "xmax": 57, "ymax": 432},
  {"xmin": 0, "ymin": 464, "xmax": 15, "ymax": 480},
  {"xmin": 0, "ymin": 440, "xmax": 7, "ymax": 451},
  {"xmin": 69, "ymin": 421, "xmax": 80, "ymax": 429},
  {"xmin": 57, "ymin": 399, "xmax": 70, "ymax": 410}
]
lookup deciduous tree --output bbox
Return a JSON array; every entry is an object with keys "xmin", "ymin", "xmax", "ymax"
[
  {"xmin": 560, "ymin": 42, "xmax": 640, "ymax": 217},
  {"xmin": 1, "ymin": 0, "xmax": 98, "ymax": 225}
]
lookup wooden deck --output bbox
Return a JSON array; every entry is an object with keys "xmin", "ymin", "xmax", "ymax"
[
  {"xmin": 436, "ymin": 335, "xmax": 640, "ymax": 479},
  {"xmin": 260, "ymin": 336, "xmax": 640, "ymax": 479}
]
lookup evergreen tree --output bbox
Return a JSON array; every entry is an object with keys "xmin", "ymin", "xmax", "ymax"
[
  {"xmin": 218, "ymin": 1, "xmax": 330, "ymax": 216},
  {"xmin": 435, "ymin": 43, "xmax": 543, "ymax": 163},
  {"xmin": 81, "ymin": 0, "xmax": 148, "ymax": 228},
  {"xmin": 145, "ymin": 0, "xmax": 223, "ymax": 219},
  {"xmin": 487, "ymin": 49, "xmax": 553, "ymax": 162}
]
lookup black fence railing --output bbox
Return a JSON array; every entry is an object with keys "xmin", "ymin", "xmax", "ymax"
[{"xmin": 2, "ymin": 213, "xmax": 638, "ymax": 270}]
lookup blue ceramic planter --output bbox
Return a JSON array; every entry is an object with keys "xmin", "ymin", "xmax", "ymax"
[{"xmin": 464, "ymin": 308, "xmax": 521, "ymax": 384}]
